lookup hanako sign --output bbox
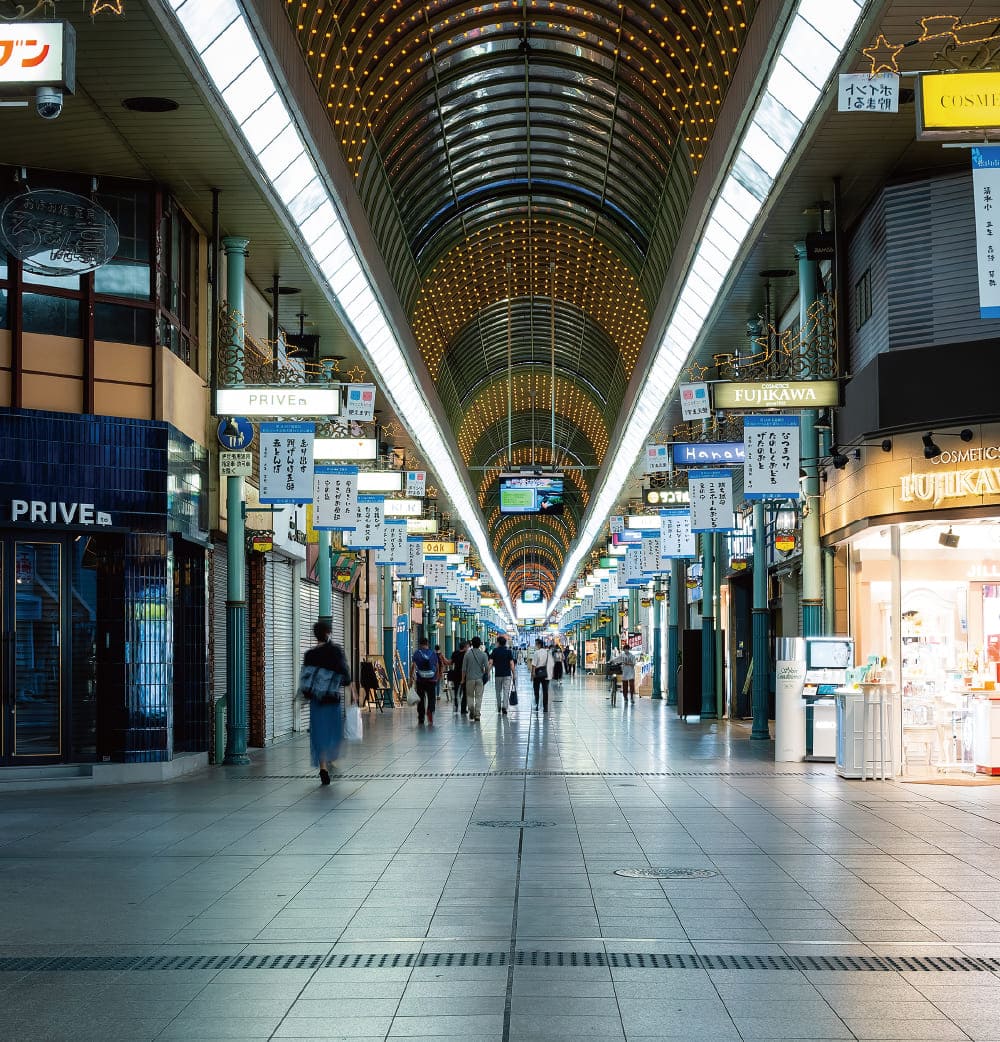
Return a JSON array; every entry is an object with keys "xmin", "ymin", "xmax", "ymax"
[{"xmin": 0, "ymin": 190, "xmax": 118, "ymax": 277}]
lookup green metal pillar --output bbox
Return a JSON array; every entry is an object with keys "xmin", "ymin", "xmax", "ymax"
[
  {"xmin": 317, "ymin": 530, "xmax": 332, "ymax": 627},
  {"xmin": 700, "ymin": 533, "xmax": 717, "ymax": 718},
  {"xmin": 751, "ymin": 500, "xmax": 771, "ymax": 739},
  {"xmin": 824, "ymin": 547, "xmax": 836, "ymax": 635},
  {"xmin": 714, "ymin": 533, "xmax": 725, "ymax": 719},
  {"xmin": 652, "ymin": 579, "xmax": 663, "ymax": 699},
  {"xmin": 667, "ymin": 560, "xmax": 680, "ymax": 707},
  {"xmin": 444, "ymin": 601, "xmax": 454, "ymax": 658},
  {"xmin": 796, "ymin": 241, "xmax": 824, "ymax": 638},
  {"xmin": 425, "ymin": 587, "xmax": 436, "ymax": 646},
  {"xmin": 222, "ymin": 235, "xmax": 250, "ymax": 766},
  {"xmin": 382, "ymin": 564, "xmax": 394, "ymax": 695}
]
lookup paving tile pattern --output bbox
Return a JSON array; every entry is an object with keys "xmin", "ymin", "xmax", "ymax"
[{"xmin": 3, "ymin": 669, "xmax": 1000, "ymax": 1040}]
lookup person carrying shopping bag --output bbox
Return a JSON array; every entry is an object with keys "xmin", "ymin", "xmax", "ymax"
[
  {"xmin": 461, "ymin": 636, "xmax": 490, "ymax": 722},
  {"xmin": 299, "ymin": 621, "xmax": 351, "ymax": 785},
  {"xmin": 531, "ymin": 638, "xmax": 553, "ymax": 712},
  {"xmin": 489, "ymin": 634, "xmax": 516, "ymax": 714}
]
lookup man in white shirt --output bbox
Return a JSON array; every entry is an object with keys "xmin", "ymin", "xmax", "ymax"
[
  {"xmin": 531, "ymin": 639, "xmax": 553, "ymax": 712},
  {"xmin": 461, "ymin": 636, "xmax": 490, "ymax": 722},
  {"xmin": 620, "ymin": 646, "xmax": 637, "ymax": 704}
]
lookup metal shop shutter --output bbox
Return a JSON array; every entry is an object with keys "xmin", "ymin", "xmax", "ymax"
[
  {"xmin": 265, "ymin": 554, "xmax": 298, "ymax": 742},
  {"xmin": 212, "ymin": 545, "xmax": 228, "ymax": 704},
  {"xmin": 298, "ymin": 580, "xmax": 319, "ymax": 732},
  {"xmin": 330, "ymin": 589, "xmax": 347, "ymax": 649}
]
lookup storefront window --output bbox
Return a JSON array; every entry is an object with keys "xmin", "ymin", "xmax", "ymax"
[
  {"xmin": 157, "ymin": 200, "xmax": 200, "ymax": 367},
  {"xmin": 95, "ymin": 189, "xmax": 152, "ymax": 301},
  {"xmin": 850, "ymin": 520, "xmax": 1000, "ymax": 775},
  {"xmin": 22, "ymin": 292, "xmax": 82, "ymax": 338}
]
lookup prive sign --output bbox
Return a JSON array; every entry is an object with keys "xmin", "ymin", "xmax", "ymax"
[{"xmin": 9, "ymin": 500, "xmax": 112, "ymax": 526}]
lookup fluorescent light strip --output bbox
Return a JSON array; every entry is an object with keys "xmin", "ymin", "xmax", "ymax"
[
  {"xmin": 549, "ymin": 0, "xmax": 866, "ymax": 611},
  {"xmin": 165, "ymin": 0, "xmax": 514, "ymax": 622}
]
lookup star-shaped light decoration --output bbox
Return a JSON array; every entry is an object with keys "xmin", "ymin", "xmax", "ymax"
[
  {"xmin": 683, "ymin": 362, "xmax": 710, "ymax": 381},
  {"xmin": 346, "ymin": 364, "xmax": 367, "ymax": 383},
  {"xmin": 381, "ymin": 421, "xmax": 400, "ymax": 438},
  {"xmin": 863, "ymin": 33, "xmax": 905, "ymax": 76},
  {"xmin": 426, "ymin": 486, "xmax": 438, "ymax": 498},
  {"xmin": 92, "ymin": 0, "xmax": 125, "ymax": 13}
]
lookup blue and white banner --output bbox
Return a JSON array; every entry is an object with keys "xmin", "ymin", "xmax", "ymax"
[
  {"xmin": 260, "ymin": 422, "xmax": 314, "ymax": 504},
  {"xmin": 743, "ymin": 415, "xmax": 800, "ymax": 500},
  {"xmin": 343, "ymin": 494, "xmax": 385, "ymax": 549},
  {"xmin": 312, "ymin": 463, "xmax": 358, "ymax": 530},
  {"xmin": 660, "ymin": 509, "xmax": 696, "ymax": 558},
  {"xmin": 641, "ymin": 535, "xmax": 662, "ymax": 575},
  {"xmin": 399, "ymin": 536, "xmax": 424, "ymax": 577},
  {"xmin": 689, "ymin": 469, "xmax": 735, "ymax": 532},
  {"xmin": 376, "ymin": 517, "xmax": 408, "ymax": 565},
  {"xmin": 972, "ymin": 146, "xmax": 1000, "ymax": 320},
  {"xmin": 422, "ymin": 557, "xmax": 450, "ymax": 590}
]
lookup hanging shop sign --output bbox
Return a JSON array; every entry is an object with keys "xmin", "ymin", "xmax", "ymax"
[
  {"xmin": 712, "ymin": 381, "xmax": 840, "ymax": 409},
  {"xmin": 399, "ymin": 535, "xmax": 425, "ymax": 577},
  {"xmin": 0, "ymin": 22, "xmax": 76, "ymax": 92},
  {"xmin": 644, "ymin": 444, "xmax": 671, "ymax": 472},
  {"xmin": 609, "ymin": 515, "xmax": 625, "ymax": 537},
  {"xmin": 376, "ymin": 517, "xmax": 408, "ymax": 565},
  {"xmin": 672, "ymin": 442, "xmax": 745, "ymax": 466},
  {"xmin": 331, "ymin": 552, "xmax": 361, "ymax": 593},
  {"xmin": 343, "ymin": 383, "xmax": 376, "ymax": 421},
  {"xmin": 641, "ymin": 535, "xmax": 662, "ymax": 575},
  {"xmin": 260, "ymin": 422, "xmax": 314, "ymax": 504},
  {"xmin": 383, "ymin": 497, "xmax": 422, "ymax": 517},
  {"xmin": 312, "ymin": 463, "xmax": 358, "ymax": 530},
  {"xmin": 775, "ymin": 531, "xmax": 797, "ymax": 553},
  {"xmin": 456, "ymin": 539, "xmax": 470, "ymax": 556},
  {"xmin": 0, "ymin": 189, "xmax": 117, "ymax": 277},
  {"xmin": 422, "ymin": 558, "xmax": 451, "ymax": 590},
  {"xmin": 218, "ymin": 387, "xmax": 340, "ymax": 417},
  {"xmin": 406, "ymin": 517, "xmax": 438, "ymax": 534},
  {"xmin": 837, "ymin": 72, "xmax": 899, "ymax": 113},
  {"xmin": 688, "ymin": 469, "xmax": 735, "ymax": 532},
  {"xmin": 743, "ymin": 415, "xmax": 800, "ymax": 500},
  {"xmin": 343, "ymin": 494, "xmax": 385, "ymax": 549},
  {"xmin": 971, "ymin": 146, "xmax": 1000, "ymax": 319},
  {"xmin": 405, "ymin": 470, "xmax": 426, "ymax": 497},
  {"xmin": 356, "ymin": 470, "xmax": 402, "ymax": 492},
  {"xmin": 679, "ymin": 381, "xmax": 711, "ymax": 421},
  {"xmin": 422, "ymin": 540, "xmax": 456, "ymax": 555},
  {"xmin": 314, "ymin": 436, "xmax": 376, "ymax": 460},
  {"xmin": 659, "ymin": 508, "xmax": 696, "ymax": 558},
  {"xmin": 917, "ymin": 70, "xmax": 1000, "ymax": 141},
  {"xmin": 7, "ymin": 499, "xmax": 112, "ymax": 526}
]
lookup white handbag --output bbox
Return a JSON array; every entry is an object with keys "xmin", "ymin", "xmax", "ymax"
[{"xmin": 406, "ymin": 685, "xmax": 420, "ymax": 706}]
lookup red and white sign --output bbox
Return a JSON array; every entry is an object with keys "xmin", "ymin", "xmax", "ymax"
[{"xmin": 0, "ymin": 22, "xmax": 74, "ymax": 90}]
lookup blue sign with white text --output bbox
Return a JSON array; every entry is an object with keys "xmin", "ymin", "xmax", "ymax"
[{"xmin": 672, "ymin": 442, "xmax": 744, "ymax": 465}]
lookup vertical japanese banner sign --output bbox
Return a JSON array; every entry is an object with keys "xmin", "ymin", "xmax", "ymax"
[
  {"xmin": 312, "ymin": 464, "xmax": 358, "ymax": 530},
  {"xmin": 626, "ymin": 547, "xmax": 645, "ymax": 587},
  {"xmin": 609, "ymin": 515, "xmax": 625, "ymax": 537},
  {"xmin": 660, "ymin": 509, "xmax": 696, "ymax": 558},
  {"xmin": 423, "ymin": 558, "xmax": 449, "ymax": 589},
  {"xmin": 688, "ymin": 469, "xmax": 735, "ymax": 532},
  {"xmin": 400, "ymin": 536, "xmax": 424, "ymax": 578},
  {"xmin": 376, "ymin": 518, "xmax": 408, "ymax": 565},
  {"xmin": 344, "ymin": 494, "xmax": 385, "ymax": 549},
  {"xmin": 641, "ymin": 535, "xmax": 662, "ymax": 575},
  {"xmin": 972, "ymin": 147, "xmax": 1000, "ymax": 319},
  {"xmin": 260, "ymin": 422, "xmax": 314, "ymax": 504},
  {"xmin": 344, "ymin": 384, "xmax": 376, "ymax": 421},
  {"xmin": 405, "ymin": 470, "xmax": 426, "ymax": 497},
  {"xmin": 743, "ymin": 415, "xmax": 800, "ymax": 500}
]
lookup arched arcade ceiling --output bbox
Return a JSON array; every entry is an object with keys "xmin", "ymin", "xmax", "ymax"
[{"xmin": 286, "ymin": 0, "xmax": 760, "ymax": 596}]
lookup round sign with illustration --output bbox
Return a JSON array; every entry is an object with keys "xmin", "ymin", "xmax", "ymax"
[{"xmin": 0, "ymin": 190, "xmax": 119, "ymax": 277}]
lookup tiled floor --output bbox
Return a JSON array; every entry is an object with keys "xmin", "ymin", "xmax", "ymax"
[{"xmin": 3, "ymin": 668, "xmax": 1000, "ymax": 1040}]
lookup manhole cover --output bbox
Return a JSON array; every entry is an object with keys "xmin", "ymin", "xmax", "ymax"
[
  {"xmin": 614, "ymin": 867, "xmax": 719, "ymax": 880},
  {"xmin": 474, "ymin": 820, "xmax": 555, "ymax": 829}
]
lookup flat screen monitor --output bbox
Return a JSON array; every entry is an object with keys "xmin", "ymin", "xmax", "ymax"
[
  {"xmin": 805, "ymin": 637, "xmax": 853, "ymax": 670},
  {"xmin": 499, "ymin": 473, "xmax": 564, "ymax": 515},
  {"xmin": 521, "ymin": 589, "xmax": 543, "ymax": 603}
]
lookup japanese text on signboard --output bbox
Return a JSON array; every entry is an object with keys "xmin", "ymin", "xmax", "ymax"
[
  {"xmin": 260, "ymin": 422, "xmax": 314, "ymax": 504},
  {"xmin": 688, "ymin": 469, "xmax": 735, "ymax": 532}
]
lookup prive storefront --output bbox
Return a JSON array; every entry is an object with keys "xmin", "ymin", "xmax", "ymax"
[
  {"xmin": 0, "ymin": 410, "xmax": 209, "ymax": 767},
  {"xmin": 823, "ymin": 425, "xmax": 1000, "ymax": 776}
]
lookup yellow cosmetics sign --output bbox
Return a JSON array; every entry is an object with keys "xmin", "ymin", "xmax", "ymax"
[{"xmin": 918, "ymin": 71, "xmax": 1000, "ymax": 139}]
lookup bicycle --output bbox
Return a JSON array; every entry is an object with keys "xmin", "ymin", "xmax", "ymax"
[{"xmin": 607, "ymin": 668, "xmax": 620, "ymax": 706}]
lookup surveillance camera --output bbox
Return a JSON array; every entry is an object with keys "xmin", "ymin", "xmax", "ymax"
[{"xmin": 35, "ymin": 86, "xmax": 63, "ymax": 120}]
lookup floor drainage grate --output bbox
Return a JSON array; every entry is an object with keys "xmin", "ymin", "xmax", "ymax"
[
  {"xmin": 474, "ymin": 820, "xmax": 555, "ymax": 829},
  {"xmin": 614, "ymin": 867, "xmax": 719, "ymax": 880},
  {"xmin": 3, "ymin": 950, "xmax": 1000, "ymax": 974},
  {"xmin": 234, "ymin": 769, "xmax": 830, "ymax": 781}
]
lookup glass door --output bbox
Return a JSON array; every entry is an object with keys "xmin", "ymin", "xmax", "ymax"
[{"xmin": 1, "ymin": 539, "xmax": 64, "ymax": 763}]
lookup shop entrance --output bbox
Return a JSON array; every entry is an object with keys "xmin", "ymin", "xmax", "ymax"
[{"xmin": 0, "ymin": 533, "xmax": 103, "ymax": 765}]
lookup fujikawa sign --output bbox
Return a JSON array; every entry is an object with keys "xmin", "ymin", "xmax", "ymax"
[{"xmin": 712, "ymin": 380, "xmax": 840, "ymax": 409}]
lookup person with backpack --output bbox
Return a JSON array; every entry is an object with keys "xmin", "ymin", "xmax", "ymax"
[
  {"xmin": 566, "ymin": 647, "xmax": 577, "ymax": 677},
  {"xmin": 552, "ymin": 645, "xmax": 564, "ymax": 683},
  {"xmin": 489, "ymin": 634, "xmax": 516, "ymax": 714},
  {"xmin": 531, "ymin": 638, "xmax": 553, "ymax": 712},
  {"xmin": 410, "ymin": 637, "xmax": 438, "ymax": 725},
  {"xmin": 300, "ymin": 621, "xmax": 351, "ymax": 785},
  {"xmin": 461, "ymin": 636, "xmax": 490, "ymax": 722}
]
